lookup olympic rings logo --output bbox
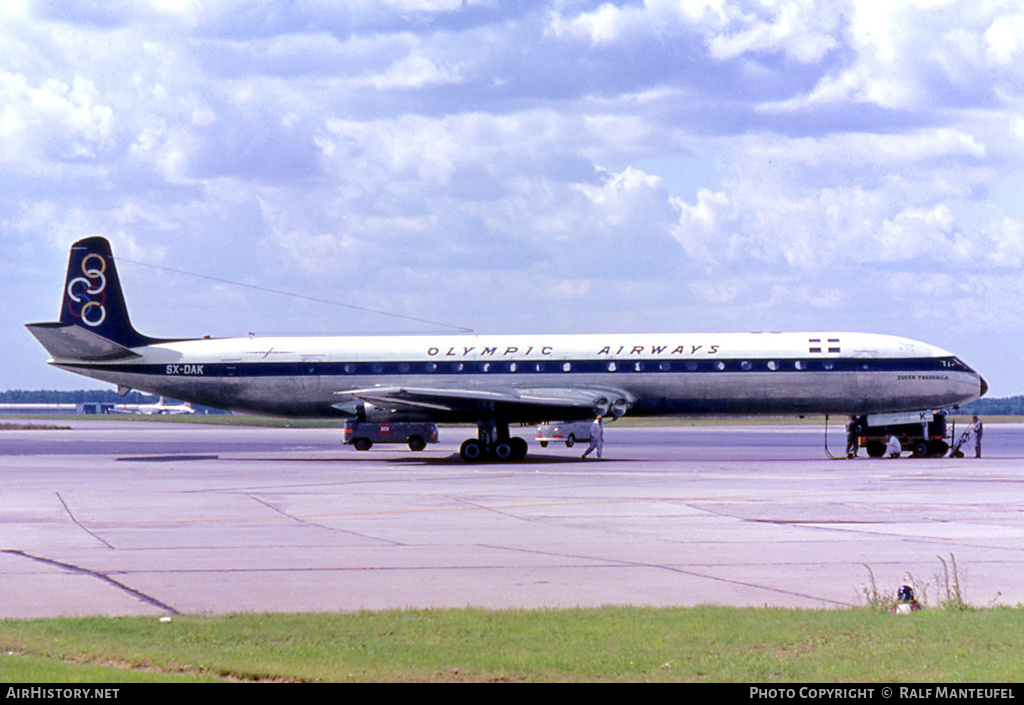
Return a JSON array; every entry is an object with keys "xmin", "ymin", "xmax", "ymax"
[{"xmin": 66, "ymin": 252, "xmax": 107, "ymax": 327}]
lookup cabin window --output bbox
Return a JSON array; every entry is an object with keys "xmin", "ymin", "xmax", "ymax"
[
  {"xmin": 740, "ymin": 361, "xmax": 753, "ymax": 371},
  {"xmin": 607, "ymin": 362, "xmax": 617, "ymax": 372},
  {"xmin": 562, "ymin": 362, "xmax": 572, "ymax": 372},
  {"xmin": 767, "ymin": 361, "xmax": 778, "ymax": 371}
]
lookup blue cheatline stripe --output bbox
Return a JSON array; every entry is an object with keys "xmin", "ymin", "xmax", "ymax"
[{"xmin": 62, "ymin": 356, "xmax": 970, "ymax": 378}]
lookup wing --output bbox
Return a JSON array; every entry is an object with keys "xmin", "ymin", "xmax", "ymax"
[{"xmin": 332, "ymin": 385, "xmax": 633, "ymax": 421}]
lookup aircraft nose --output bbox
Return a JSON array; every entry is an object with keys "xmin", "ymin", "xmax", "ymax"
[{"xmin": 980, "ymin": 376, "xmax": 989, "ymax": 398}]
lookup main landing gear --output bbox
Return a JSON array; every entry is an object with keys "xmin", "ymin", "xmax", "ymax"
[{"xmin": 459, "ymin": 419, "xmax": 529, "ymax": 462}]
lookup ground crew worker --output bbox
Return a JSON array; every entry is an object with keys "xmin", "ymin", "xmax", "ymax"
[
  {"xmin": 969, "ymin": 416, "xmax": 983, "ymax": 458},
  {"xmin": 846, "ymin": 415, "xmax": 859, "ymax": 458},
  {"xmin": 886, "ymin": 434, "xmax": 902, "ymax": 458},
  {"xmin": 582, "ymin": 416, "xmax": 604, "ymax": 460}
]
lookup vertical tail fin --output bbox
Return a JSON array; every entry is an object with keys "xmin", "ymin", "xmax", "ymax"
[{"xmin": 59, "ymin": 237, "xmax": 155, "ymax": 348}]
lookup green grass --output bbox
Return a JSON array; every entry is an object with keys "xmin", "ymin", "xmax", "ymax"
[
  {"xmin": 0, "ymin": 422, "xmax": 72, "ymax": 430},
  {"xmin": 3, "ymin": 607, "xmax": 1024, "ymax": 682}
]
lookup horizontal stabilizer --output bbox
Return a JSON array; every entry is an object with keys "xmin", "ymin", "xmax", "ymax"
[{"xmin": 25, "ymin": 322, "xmax": 142, "ymax": 362}]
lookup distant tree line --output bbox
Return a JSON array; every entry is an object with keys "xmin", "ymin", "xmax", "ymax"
[
  {"xmin": 1, "ymin": 389, "xmax": 157, "ymax": 404},
  {"xmin": 958, "ymin": 396, "xmax": 1024, "ymax": 416}
]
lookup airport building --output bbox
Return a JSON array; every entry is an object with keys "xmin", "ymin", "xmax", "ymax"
[{"xmin": 0, "ymin": 402, "xmax": 115, "ymax": 415}]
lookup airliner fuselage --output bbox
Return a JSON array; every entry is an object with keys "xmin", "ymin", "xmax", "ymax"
[{"xmin": 47, "ymin": 331, "xmax": 982, "ymax": 420}]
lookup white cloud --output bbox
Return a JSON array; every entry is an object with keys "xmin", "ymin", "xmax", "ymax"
[
  {"xmin": 772, "ymin": 129, "xmax": 984, "ymax": 164},
  {"xmin": 362, "ymin": 51, "xmax": 464, "ymax": 89},
  {"xmin": 551, "ymin": 0, "xmax": 840, "ymax": 63},
  {"xmin": 0, "ymin": 71, "xmax": 115, "ymax": 165},
  {"xmin": 665, "ymin": 122, "xmax": 1021, "ymax": 300},
  {"xmin": 706, "ymin": 0, "xmax": 841, "ymax": 63},
  {"xmin": 766, "ymin": 1, "xmax": 1024, "ymax": 111},
  {"xmin": 879, "ymin": 204, "xmax": 957, "ymax": 260},
  {"xmin": 984, "ymin": 13, "xmax": 1024, "ymax": 64}
]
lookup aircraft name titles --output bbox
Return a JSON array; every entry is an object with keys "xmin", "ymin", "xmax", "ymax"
[
  {"xmin": 427, "ymin": 346, "xmax": 554, "ymax": 358},
  {"xmin": 898, "ymin": 374, "xmax": 950, "ymax": 382},
  {"xmin": 425, "ymin": 343, "xmax": 722, "ymax": 358},
  {"xmin": 597, "ymin": 344, "xmax": 721, "ymax": 356}
]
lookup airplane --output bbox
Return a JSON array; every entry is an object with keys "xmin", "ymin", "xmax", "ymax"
[
  {"xmin": 109, "ymin": 397, "xmax": 195, "ymax": 415},
  {"xmin": 27, "ymin": 237, "xmax": 987, "ymax": 461}
]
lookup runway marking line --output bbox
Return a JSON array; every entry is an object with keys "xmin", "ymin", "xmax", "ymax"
[{"xmin": 57, "ymin": 484, "xmax": 1023, "ymax": 527}]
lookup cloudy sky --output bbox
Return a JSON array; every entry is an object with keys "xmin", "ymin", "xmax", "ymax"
[{"xmin": 4, "ymin": 0, "xmax": 1024, "ymax": 397}]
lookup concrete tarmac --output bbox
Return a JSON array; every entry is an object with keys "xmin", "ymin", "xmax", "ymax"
[{"xmin": 1, "ymin": 419, "xmax": 1022, "ymax": 618}]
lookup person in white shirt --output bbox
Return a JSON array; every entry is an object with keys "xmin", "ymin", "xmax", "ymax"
[
  {"xmin": 969, "ymin": 416, "xmax": 983, "ymax": 458},
  {"xmin": 886, "ymin": 434, "xmax": 902, "ymax": 458}
]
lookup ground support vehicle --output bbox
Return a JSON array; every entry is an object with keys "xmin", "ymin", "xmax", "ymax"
[
  {"xmin": 536, "ymin": 420, "xmax": 595, "ymax": 448},
  {"xmin": 344, "ymin": 420, "xmax": 438, "ymax": 451},
  {"xmin": 854, "ymin": 411, "xmax": 950, "ymax": 458}
]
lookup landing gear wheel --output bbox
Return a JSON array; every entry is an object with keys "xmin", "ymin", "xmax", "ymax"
[
  {"xmin": 493, "ymin": 442, "xmax": 513, "ymax": 461},
  {"xmin": 510, "ymin": 437, "xmax": 528, "ymax": 461},
  {"xmin": 460, "ymin": 439, "xmax": 485, "ymax": 462},
  {"xmin": 461, "ymin": 420, "xmax": 526, "ymax": 463}
]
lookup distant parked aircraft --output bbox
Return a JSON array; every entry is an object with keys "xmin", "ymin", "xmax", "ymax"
[{"xmin": 110, "ymin": 398, "xmax": 195, "ymax": 415}]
